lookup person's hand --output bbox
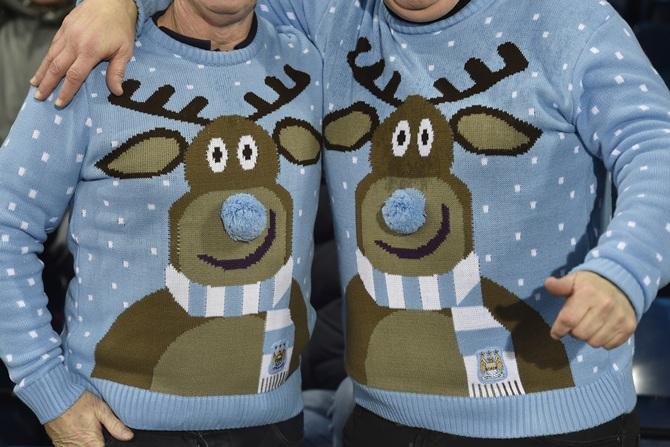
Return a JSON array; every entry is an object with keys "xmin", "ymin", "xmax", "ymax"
[
  {"xmin": 31, "ymin": 0, "xmax": 138, "ymax": 108},
  {"xmin": 45, "ymin": 391, "xmax": 134, "ymax": 447},
  {"xmin": 546, "ymin": 272, "xmax": 637, "ymax": 350}
]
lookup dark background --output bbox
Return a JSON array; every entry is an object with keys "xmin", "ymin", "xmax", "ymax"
[{"xmin": 1, "ymin": 0, "xmax": 670, "ymax": 445}]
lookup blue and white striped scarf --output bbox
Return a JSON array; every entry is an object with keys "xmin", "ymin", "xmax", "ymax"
[
  {"xmin": 166, "ymin": 258, "xmax": 297, "ymax": 394},
  {"xmin": 166, "ymin": 257, "xmax": 294, "ymax": 317},
  {"xmin": 356, "ymin": 250, "xmax": 527, "ymax": 398}
]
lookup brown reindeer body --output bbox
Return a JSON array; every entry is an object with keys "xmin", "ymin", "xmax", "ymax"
[
  {"xmin": 93, "ymin": 279, "xmax": 308, "ymax": 396},
  {"xmin": 324, "ymin": 40, "xmax": 575, "ymax": 397}
]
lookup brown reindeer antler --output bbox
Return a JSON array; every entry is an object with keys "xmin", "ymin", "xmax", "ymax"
[
  {"xmin": 109, "ymin": 80, "xmax": 210, "ymax": 125},
  {"xmin": 431, "ymin": 42, "xmax": 528, "ymax": 104},
  {"xmin": 347, "ymin": 38, "xmax": 528, "ymax": 106},
  {"xmin": 347, "ymin": 38, "xmax": 403, "ymax": 107},
  {"xmin": 245, "ymin": 65, "xmax": 311, "ymax": 121}
]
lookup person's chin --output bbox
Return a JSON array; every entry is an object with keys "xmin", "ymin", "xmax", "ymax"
[{"xmin": 384, "ymin": 0, "xmax": 456, "ymax": 23}]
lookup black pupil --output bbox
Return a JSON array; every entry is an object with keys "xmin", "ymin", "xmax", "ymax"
[
  {"xmin": 212, "ymin": 146, "xmax": 223, "ymax": 163},
  {"xmin": 422, "ymin": 129, "xmax": 430, "ymax": 146},
  {"xmin": 243, "ymin": 144, "xmax": 253, "ymax": 160},
  {"xmin": 397, "ymin": 130, "xmax": 406, "ymax": 146}
]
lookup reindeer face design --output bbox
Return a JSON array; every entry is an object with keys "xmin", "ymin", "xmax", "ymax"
[
  {"xmin": 170, "ymin": 116, "xmax": 293, "ymax": 286},
  {"xmin": 325, "ymin": 39, "xmax": 541, "ymax": 276},
  {"xmin": 325, "ymin": 40, "xmax": 575, "ymax": 396},
  {"xmin": 98, "ymin": 66, "xmax": 321, "ymax": 287}
]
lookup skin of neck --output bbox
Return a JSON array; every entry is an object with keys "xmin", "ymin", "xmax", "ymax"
[
  {"xmin": 157, "ymin": 0, "xmax": 256, "ymax": 51},
  {"xmin": 383, "ymin": 0, "xmax": 461, "ymax": 22}
]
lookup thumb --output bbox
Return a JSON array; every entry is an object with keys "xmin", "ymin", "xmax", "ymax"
[
  {"xmin": 545, "ymin": 275, "xmax": 575, "ymax": 298},
  {"xmin": 95, "ymin": 401, "xmax": 134, "ymax": 441},
  {"xmin": 106, "ymin": 48, "xmax": 131, "ymax": 96}
]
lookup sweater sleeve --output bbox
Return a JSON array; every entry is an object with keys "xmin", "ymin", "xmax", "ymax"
[
  {"xmin": 132, "ymin": 0, "xmax": 169, "ymax": 35},
  {"xmin": 124, "ymin": 0, "xmax": 333, "ymax": 44},
  {"xmin": 0, "ymin": 86, "xmax": 90, "ymax": 423},
  {"xmin": 570, "ymin": 14, "xmax": 670, "ymax": 320},
  {"xmin": 255, "ymin": 0, "xmax": 334, "ymax": 51}
]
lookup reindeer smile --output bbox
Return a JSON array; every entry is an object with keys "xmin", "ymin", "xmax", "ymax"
[
  {"xmin": 198, "ymin": 210, "xmax": 277, "ymax": 270},
  {"xmin": 375, "ymin": 205, "xmax": 450, "ymax": 259}
]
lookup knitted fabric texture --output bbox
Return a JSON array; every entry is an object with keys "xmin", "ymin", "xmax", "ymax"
[
  {"xmin": 0, "ymin": 17, "xmax": 322, "ymax": 430},
  {"xmin": 138, "ymin": 0, "xmax": 669, "ymax": 437}
]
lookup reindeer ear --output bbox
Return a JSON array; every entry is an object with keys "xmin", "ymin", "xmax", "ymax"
[
  {"xmin": 451, "ymin": 106, "xmax": 541, "ymax": 156},
  {"xmin": 323, "ymin": 102, "xmax": 379, "ymax": 152},
  {"xmin": 273, "ymin": 118, "xmax": 322, "ymax": 166},
  {"xmin": 96, "ymin": 129, "xmax": 188, "ymax": 179}
]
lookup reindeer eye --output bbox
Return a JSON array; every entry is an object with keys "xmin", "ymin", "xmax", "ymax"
[
  {"xmin": 417, "ymin": 119, "xmax": 434, "ymax": 157},
  {"xmin": 237, "ymin": 135, "xmax": 259, "ymax": 171},
  {"xmin": 392, "ymin": 120, "xmax": 411, "ymax": 157},
  {"xmin": 207, "ymin": 138, "xmax": 228, "ymax": 173}
]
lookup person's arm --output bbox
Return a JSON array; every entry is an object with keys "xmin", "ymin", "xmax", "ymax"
[
  {"xmin": 547, "ymin": 12, "xmax": 670, "ymax": 348},
  {"xmin": 0, "ymin": 86, "xmax": 132, "ymax": 446},
  {"xmin": 256, "ymin": 0, "xmax": 334, "ymax": 46},
  {"xmin": 31, "ymin": 0, "xmax": 336, "ymax": 107}
]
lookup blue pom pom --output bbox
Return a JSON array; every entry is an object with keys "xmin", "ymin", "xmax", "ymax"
[
  {"xmin": 222, "ymin": 193, "xmax": 267, "ymax": 242},
  {"xmin": 381, "ymin": 188, "xmax": 426, "ymax": 235}
]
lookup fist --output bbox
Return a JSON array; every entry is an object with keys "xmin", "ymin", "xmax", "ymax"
[{"xmin": 545, "ymin": 272, "xmax": 637, "ymax": 350}]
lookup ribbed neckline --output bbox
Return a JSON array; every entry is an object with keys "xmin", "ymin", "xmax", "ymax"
[
  {"xmin": 382, "ymin": 0, "xmax": 496, "ymax": 35},
  {"xmin": 141, "ymin": 15, "xmax": 268, "ymax": 66}
]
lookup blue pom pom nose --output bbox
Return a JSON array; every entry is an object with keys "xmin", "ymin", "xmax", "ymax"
[
  {"xmin": 221, "ymin": 193, "xmax": 268, "ymax": 242},
  {"xmin": 381, "ymin": 188, "xmax": 427, "ymax": 235}
]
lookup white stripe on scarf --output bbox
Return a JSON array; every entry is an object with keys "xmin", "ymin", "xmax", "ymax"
[{"xmin": 166, "ymin": 257, "xmax": 294, "ymax": 317}]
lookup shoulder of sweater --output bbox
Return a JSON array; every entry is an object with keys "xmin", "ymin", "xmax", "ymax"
[
  {"xmin": 523, "ymin": 0, "xmax": 615, "ymax": 31},
  {"xmin": 488, "ymin": 0, "xmax": 618, "ymax": 76}
]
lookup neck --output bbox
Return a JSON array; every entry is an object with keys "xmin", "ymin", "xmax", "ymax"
[{"xmin": 158, "ymin": 0, "xmax": 254, "ymax": 51}]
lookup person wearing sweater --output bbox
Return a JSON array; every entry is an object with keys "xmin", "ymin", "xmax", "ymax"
[
  {"xmin": 27, "ymin": 0, "xmax": 670, "ymax": 445},
  {"xmin": 0, "ymin": 0, "xmax": 323, "ymax": 445}
]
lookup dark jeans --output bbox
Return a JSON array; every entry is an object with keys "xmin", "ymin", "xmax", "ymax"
[
  {"xmin": 104, "ymin": 413, "xmax": 304, "ymax": 447},
  {"xmin": 343, "ymin": 405, "xmax": 640, "ymax": 447}
]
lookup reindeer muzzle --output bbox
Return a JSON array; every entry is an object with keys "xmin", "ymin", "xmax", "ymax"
[
  {"xmin": 381, "ymin": 188, "xmax": 427, "ymax": 235},
  {"xmin": 221, "ymin": 193, "xmax": 268, "ymax": 242}
]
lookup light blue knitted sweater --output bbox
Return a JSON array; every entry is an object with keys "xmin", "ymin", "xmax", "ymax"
[
  {"xmin": 0, "ymin": 17, "xmax": 323, "ymax": 429},
  {"xmin": 66, "ymin": 0, "xmax": 670, "ymax": 437}
]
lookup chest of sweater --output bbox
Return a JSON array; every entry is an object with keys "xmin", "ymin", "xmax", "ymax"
[
  {"xmin": 62, "ymin": 22, "xmax": 323, "ymax": 402},
  {"xmin": 319, "ymin": 0, "xmax": 611, "ymax": 400},
  {"xmin": 321, "ymin": 1, "xmax": 604, "ymax": 300}
]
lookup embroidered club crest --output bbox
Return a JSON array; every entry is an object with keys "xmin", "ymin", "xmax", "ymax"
[
  {"xmin": 269, "ymin": 340, "xmax": 288, "ymax": 375},
  {"xmin": 478, "ymin": 348, "xmax": 507, "ymax": 383}
]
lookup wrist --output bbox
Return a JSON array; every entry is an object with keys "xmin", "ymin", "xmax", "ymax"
[
  {"xmin": 14, "ymin": 364, "xmax": 87, "ymax": 424},
  {"xmin": 572, "ymin": 258, "xmax": 645, "ymax": 321},
  {"xmin": 124, "ymin": 0, "xmax": 138, "ymax": 23}
]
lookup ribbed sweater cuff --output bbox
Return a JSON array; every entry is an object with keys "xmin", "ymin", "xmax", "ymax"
[
  {"xmin": 14, "ymin": 364, "xmax": 87, "ymax": 424},
  {"xmin": 572, "ymin": 258, "xmax": 645, "ymax": 321}
]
